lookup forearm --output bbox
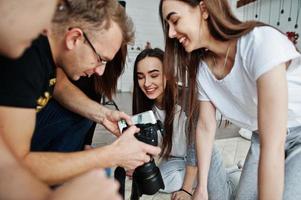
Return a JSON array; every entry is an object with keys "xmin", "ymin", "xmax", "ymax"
[
  {"xmin": 257, "ymin": 64, "xmax": 288, "ymax": 200},
  {"xmin": 0, "ymin": 138, "xmax": 50, "ymax": 200},
  {"xmin": 196, "ymin": 128, "xmax": 215, "ymax": 189},
  {"xmin": 54, "ymin": 80, "xmax": 108, "ymax": 124},
  {"xmin": 258, "ymin": 146, "xmax": 285, "ymax": 200},
  {"xmin": 24, "ymin": 145, "xmax": 117, "ymax": 185},
  {"xmin": 182, "ymin": 165, "xmax": 197, "ymax": 193}
]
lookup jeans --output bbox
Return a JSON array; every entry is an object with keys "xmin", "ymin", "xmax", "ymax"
[
  {"xmin": 31, "ymin": 100, "xmax": 93, "ymax": 152},
  {"xmin": 207, "ymin": 146, "xmax": 241, "ymax": 200},
  {"xmin": 159, "ymin": 157, "xmax": 186, "ymax": 193},
  {"xmin": 235, "ymin": 126, "xmax": 301, "ymax": 200}
]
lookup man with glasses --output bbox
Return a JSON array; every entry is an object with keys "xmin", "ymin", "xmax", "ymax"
[
  {"xmin": 0, "ymin": 1, "xmax": 122, "ymax": 200},
  {"xmin": 0, "ymin": 0, "xmax": 160, "ymax": 186}
]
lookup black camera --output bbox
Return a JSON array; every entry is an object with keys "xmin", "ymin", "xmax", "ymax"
[{"xmin": 118, "ymin": 111, "xmax": 165, "ymax": 200}]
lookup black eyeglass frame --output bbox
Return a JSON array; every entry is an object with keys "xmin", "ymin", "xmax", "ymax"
[{"xmin": 82, "ymin": 32, "xmax": 108, "ymax": 66}]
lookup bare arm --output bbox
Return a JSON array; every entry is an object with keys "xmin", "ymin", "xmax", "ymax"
[
  {"xmin": 0, "ymin": 136, "xmax": 51, "ymax": 200},
  {"xmin": 257, "ymin": 64, "xmax": 287, "ymax": 200},
  {"xmin": 193, "ymin": 101, "xmax": 217, "ymax": 200},
  {"xmin": 49, "ymin": 169, "xmax": 121, "ymax": 200},
  {"xmin": 54, "ymin": 68, "xmax": 132, "ymax": 136},
  {"xmin": 182, "ymin": 165, "xmax": 198, "ymax": 192},
  {"xmin": 171, "ymin": 165, "xmax": 197, "ymax": 200},
  {"xmin": 0, "ymin": 136, "xmax": 122, "ymax": 200},
  {"xmin": 0, "ymin": 106, "xmax": 160, "ymax": 185},
  {"xmin": 26, "ymin": 126, "xmax": 161, "ymax": 185}
]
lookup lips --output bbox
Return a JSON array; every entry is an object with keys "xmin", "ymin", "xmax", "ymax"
[
  {"xmin": 178, "ymin": 36, "xmax": 188, "ymax": 47},
  {"xmin": 144, "ymin": 87, "xmax": 157, "ymax": 95}
]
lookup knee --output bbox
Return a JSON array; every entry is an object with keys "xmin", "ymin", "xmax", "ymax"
[{"xmin": 160, "ymin": 173, "xmax": 183, "ymax": 193}]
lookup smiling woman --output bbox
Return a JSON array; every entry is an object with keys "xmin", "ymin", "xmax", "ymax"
[
  {"xmin": 159, "ymin": 0, "xmax": 301, "ymax": 200},
  {"xmin": 131, "ymin": 48, "xmax": 198, "ymax": 196}
]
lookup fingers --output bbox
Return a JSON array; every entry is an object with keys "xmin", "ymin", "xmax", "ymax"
[
  {"xmin": 110, "ymin": 110, "xmax": 133, "ymax": 125},
  {"xmin": 123, "ymin": 160, "xmax": 144, "ymax": 170},
  {"xmin": 118, "ymin": 111, "xmax": 133, "ymax": 125},
  {"xmin": 122, "ymin": 125, "xmax": 140, "ymax": 136},
  {"xmin": 141, "ymin": 153, "xmax": 151, "ymax": 163},
  {"xmin": 141, "ymin": 142, "xmax": 161, "ymax": 156}
]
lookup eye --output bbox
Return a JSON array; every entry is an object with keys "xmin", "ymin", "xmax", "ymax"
[
  {"xmin": 150, "ymin": 73, "xmax": 160, "ymax": 78},
  {"xmin": 170, "ymin": 16, "xmax": 179, "ymax": 25},
  {"xmin": 172, "ymin": 19, "xmax": 178, "ymax": 25},
  {"xmin": 137, "ymin": 75, "xmax": 144, "ymax": 80}
]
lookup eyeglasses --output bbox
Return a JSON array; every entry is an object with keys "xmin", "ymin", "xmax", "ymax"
[{"xmin": 83, "ymin": 32, "xmax": 108, "ymax": 66}]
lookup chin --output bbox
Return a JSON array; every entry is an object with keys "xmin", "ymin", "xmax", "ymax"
[
  {"xmin": 184, "ymin": 44, "xmax": 196, "ymax": 53},
  {"xmin": 145, "ymin": 94, "xmax": 159, "ymax": 100},
  {"xmin": 1, "ymin": 46, "xmax": 26, "ymax": 59}
]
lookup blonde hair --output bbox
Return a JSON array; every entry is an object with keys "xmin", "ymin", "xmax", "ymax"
[{"xmin": 52, "ymin": 0, "xmax": 134, "ymax": 44}]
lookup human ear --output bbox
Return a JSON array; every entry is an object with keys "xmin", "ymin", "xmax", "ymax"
[
  {"xmin": 65, "ymin": 28, "xmax": 83, "ymax": 50},
  {"xmin": 199, "ymin": 1, "xmax": 209, "ymax": 20}
]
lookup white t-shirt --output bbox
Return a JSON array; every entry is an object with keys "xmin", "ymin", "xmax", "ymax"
[
  {"xmin": 153, "ymin": 105, "xmax": 187, "ymax": 157},
  {"xmin": 197, "ymin": 26, "xmax": 301, "ymax": 131}
]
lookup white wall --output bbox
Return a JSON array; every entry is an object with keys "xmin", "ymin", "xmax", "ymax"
[
  {"xmin": 118, "ymin": 0, "xmax": 301, "ymax": 92},
  {"xmin": 232, "ymin": 0, "xmax": 301, "ymax": 50},
  {"xmin": 117, "ymin": 0, "xmax": 164, "ymax": 92}
]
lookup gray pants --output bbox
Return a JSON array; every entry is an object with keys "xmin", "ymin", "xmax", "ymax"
[
  {"xmin": 234, "ymin": 126, "xmax": 301, "ymax": 200},
  {"xmin": 207, "ymin": 146, "xmax": 241, "ymax": 200},
  {"xmin": 159, "ymin": 157, "xmax": 186, "ymax": 193},
  {"xmin": 159, "ymin": 147, "xmax": 241, "ymax": 196}
]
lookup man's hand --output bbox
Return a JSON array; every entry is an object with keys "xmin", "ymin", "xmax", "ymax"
[
  {"xmin": 111, "ymin": 126, "xmax": 161, "ymax": 170},
  {"xmin": 51, "ymin": 169, "xmax": 121, "ymax": 200},
  {"xmin": 101, "ymin": 108, "xmax": 133, "ymax": 137}
]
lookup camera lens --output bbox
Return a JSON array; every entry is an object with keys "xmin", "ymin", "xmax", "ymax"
[{"xmin": 133, "ymin": 159, "xmax": 164, "ymax": 195}]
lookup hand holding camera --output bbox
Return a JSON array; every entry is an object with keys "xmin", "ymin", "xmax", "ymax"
[{"xmin": 117, "ymin": 110, "xmax": 165, "ymax": 200}]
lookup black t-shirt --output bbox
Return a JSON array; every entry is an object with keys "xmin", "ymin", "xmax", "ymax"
[
  {"xmin": 72, "ymin": 75, "xmax": 102, "ymax": 103},
  {"xmin": 0, "ymin": 36, "xmax": 56, "ymax": 111}
]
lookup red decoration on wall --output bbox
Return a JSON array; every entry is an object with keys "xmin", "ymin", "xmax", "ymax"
[{"xmin": 286, "ymin": 31, "xmax": 299, "ymax": 45}]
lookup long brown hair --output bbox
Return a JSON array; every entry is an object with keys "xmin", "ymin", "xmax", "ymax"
[
  {"xmin": 93, "ymin": 44, "xmax": 127, "ymax": 100},
  {"xmin": 159, "ymin": 0, "xmax": 266, "ymax": 132},
  {"xmin": 132, "ymin": 48, "xmax": 176, "ymax": 158}
]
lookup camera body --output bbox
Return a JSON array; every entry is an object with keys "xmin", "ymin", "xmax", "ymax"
[{"xmin": 118, "ymin": 110, "xmax": 165, "ymax": 199}]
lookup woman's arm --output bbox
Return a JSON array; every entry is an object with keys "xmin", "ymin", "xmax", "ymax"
[
  {"xmin": 171, "ymin": 165, "xmax": 197, "ymax": 200},
  {"xmin": 193, "ymin": 101, "xmax": 217, "ymax": 200},
  {"xmin": 183, "ymin": 142, "xmax": 198, "ymax": 193},
  {"xmin": 257, "ymin": 64, "xmax": 287, "ymax": 200},
  {"xmin": 182, "ymin": 165, "xmax": 198, "ymax": 193}
]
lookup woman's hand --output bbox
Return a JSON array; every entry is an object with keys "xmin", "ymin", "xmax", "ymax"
[{"xmin": 171, "ymin": 190, "xmax": 192, "ymax": 200}]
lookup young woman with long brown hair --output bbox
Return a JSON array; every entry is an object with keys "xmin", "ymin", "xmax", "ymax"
[
  {"xmin": 132, "ymin": 48, "xmax": 198, "ymax": 199},
  {"xmin": 159, "ymin": 0, "xmax": 301, "ymax": 200}
]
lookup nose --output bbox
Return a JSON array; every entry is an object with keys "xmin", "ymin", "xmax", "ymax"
[
  {"xmin": 94, "ymin": 65, "xmax": 106, "ymax": 76},
  {"xmin": 168, "ymin": 25, "xmax": 177, "ymax": 38},
  {"xmin": 144, "ymin": 77, "xmax": 152, "ymax": 87}
]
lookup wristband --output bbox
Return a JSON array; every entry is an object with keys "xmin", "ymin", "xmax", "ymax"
[{"xmin": 179, "ymin": 188, "xmax": 192, "ymax": 196}]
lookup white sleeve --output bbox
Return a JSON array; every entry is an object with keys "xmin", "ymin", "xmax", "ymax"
[
  {"xmin": 197, "ymin": 78, "xmax": 210, "ymax": 101},
  {"xmin": 244, "ymin": 26, "xmax": 301, "ymax": 80}
]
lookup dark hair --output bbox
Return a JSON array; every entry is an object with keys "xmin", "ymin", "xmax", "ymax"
[
  {"xmin": 93, "ymin": 44, "xmax": 127, "ymax": 100},
  {"xmin": 159, "ymin": 0, "xmax": 266, "ymax": 132},
  {"xmin": 132, "ymin": 48, "xmax": 175, "ymax": 158}
]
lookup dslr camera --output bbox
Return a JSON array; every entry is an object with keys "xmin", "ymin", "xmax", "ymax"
[{"xmin": 118, "ymin": 110, "xmax": 165, "ymax": 200}]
